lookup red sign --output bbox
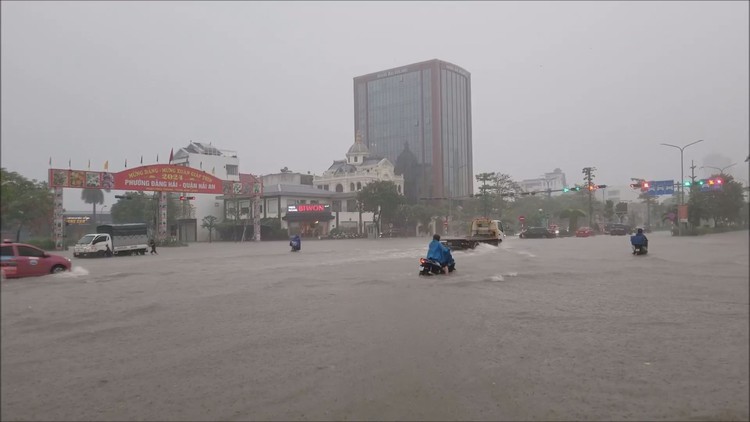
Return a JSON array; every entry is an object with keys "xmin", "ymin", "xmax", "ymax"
[
  {"xmin": 287, "ymin": 204, "xmax": 331, "ymax": 213},
  {"xmin": 49, "ymin": 165, "xmax": 225, "ymax": 194},
  {"xmin": 113, "ymin": 165, "xmax": 223, "ymax": 194},
  {"xmin": 518, "ymin": 216, "xmax": 526, "ymax": 222}
]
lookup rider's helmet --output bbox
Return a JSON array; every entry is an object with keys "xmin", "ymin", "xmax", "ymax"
[
  {"xmin": 637, "ymin": 228, "xmax": 644, "ymax": 234},
  {"xmin": 433, "ymin": 234, "xmax": 441, "ymax": 241}
]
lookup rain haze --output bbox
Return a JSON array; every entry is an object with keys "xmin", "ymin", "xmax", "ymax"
[{"xmin": 1, "ymin": 1, "xmax": 748, "ymax": 208}]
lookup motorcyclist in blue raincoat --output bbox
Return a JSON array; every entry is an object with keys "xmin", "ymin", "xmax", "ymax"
[
  {"xmin": 427, "ymin": 234, "xmax": 454, "ymax": 273},
  {"xmin": 290, "ymin": 234, "xmax": 301, "ymax": 251},
  {"xmin": 630, "ymin": 228, "xmax": 648, "ymax": 254}
]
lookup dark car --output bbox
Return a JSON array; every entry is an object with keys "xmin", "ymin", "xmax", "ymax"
[
  {"xmin": 1, "ymin": 240, "xmax": 72, "ymax": 279},
  {"xmin": 519, "ymin": 227, "xmax": 555, "ymax": 239},
  {"xmin": 610, "ymin": 224, "xmax": 631, "ymax": 236}
]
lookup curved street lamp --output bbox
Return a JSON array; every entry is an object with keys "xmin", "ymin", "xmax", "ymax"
[
  {"xmin": 659, "ymin": 140, "xmax": 704, "ymax": 205},
  {"xmin": 701, "ymin": 163, "xmax": 736, "ymax": 176},
  {"xmin": 660, "ymin": 139, "xmax": 705, "ymax": 237}
]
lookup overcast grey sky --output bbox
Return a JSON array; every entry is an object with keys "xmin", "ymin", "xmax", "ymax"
[{"xmin": 2, "ymin": 1, "xmax": 748, "ymax": 210}]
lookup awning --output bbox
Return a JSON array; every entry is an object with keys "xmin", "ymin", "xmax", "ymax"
[{"xmin": 282, "ymin": 212, "xmax": 335, "ymax": 222}]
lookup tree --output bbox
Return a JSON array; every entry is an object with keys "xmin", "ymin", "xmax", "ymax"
[
  {"xmin": 0, "ymin": 168, "xmax": 54, "ymax": 241},
  {"xmin": 357, "ymin": 181, "xmax": 404, "ymax": 234},
  {"xmin": 110, "ymin": 191, "xmax": 179, "ymax": 234},
  {"xmin": 491, "ymin": 173, "xmax": 522, "ymax": 218},
  {"xmin": 603, "ymin": 200, "xmax": 615, "ymax": 221},
  {"xmin": 81, "ymin": 189, "xmax": 104, "ymax": 222},
  {"xmin": 201, "ymin": 215, "xmax": 218, "ymax": 243},
  {"xmin": 558, "ymin": 208, "xmax": 587, "ymax": 232},
  {"xmin": 475, "ymin": 172, "xmax": 496, "ymax": 217}
]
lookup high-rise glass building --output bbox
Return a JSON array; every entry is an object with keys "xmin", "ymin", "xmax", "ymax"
[{"xmin": 354, "ymin": 59, "xmax": 473, "ymax": 202}]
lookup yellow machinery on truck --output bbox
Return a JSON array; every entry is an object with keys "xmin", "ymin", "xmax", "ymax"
[{"xmin": 441, "ymin": 217, "xmax": 505, "ymax": 250}]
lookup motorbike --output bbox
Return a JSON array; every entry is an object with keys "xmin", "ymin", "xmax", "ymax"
[
  {"xmin": 632, "ymin": 244, "xmax": 648, "ymax": 255},
  {"xmin": 630, "ymin": 234, "xmax": 648, "ymax": 255},
  {"xmin": 290, "ymin": 238, "xmax": 301, "ymax": 252},
  {"xmin": 419, "ymin": 257, "xmax": 456, "ymax": 276}
]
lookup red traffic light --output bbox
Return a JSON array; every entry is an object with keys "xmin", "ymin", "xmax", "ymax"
[{"xmin": 179, "ymin": 196, "xmax": 196, "ymax": 200}]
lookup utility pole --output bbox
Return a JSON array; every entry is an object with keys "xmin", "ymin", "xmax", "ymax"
[{"xmin": 582, "ymin": 167, "xmax": 596, "ymax": 227}]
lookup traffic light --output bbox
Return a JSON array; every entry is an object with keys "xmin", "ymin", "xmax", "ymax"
[
  {"xmin": 587, "ymin": 184, "xmax": 595, "ymax": 191},
  {"xmin": 597, "ymin": 184, "xmax": 607, "ymax": 189},
  {"xmin": 641, "ymin": 181, "xmax": 650, "ymax": 192},
  {"xmin": 629, "ymin": 183, "xmax": 642, "ymax": 189},
  {"xmin": 179, "ymin": 196, "xmax": 195, "ymax": 201},
  {"xmin": 563, "ymin": 187, "xmax": 570, "ymax": 192},
  {"xmin": 683, "ymin": 180, "xmax": 692, "ymax": 187}
]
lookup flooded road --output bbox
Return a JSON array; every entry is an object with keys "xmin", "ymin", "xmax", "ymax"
[{"xmin": 2, "ymin": 230, "xmax": 748, "ymax": 421}]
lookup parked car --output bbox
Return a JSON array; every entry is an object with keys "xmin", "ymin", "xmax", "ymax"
[
  {"xmin": 575, "ymin": 227, "xmax": 594, "ymax": 237},
  {"xmin": 519, "ymin": 227, "xmax": 556, "ymax": 239},
  {"xmin": 0, "ymin": 240, "xmax": 71, "ymax": 279},
  {"xmin": 609, "ymin": 224, "xmax": 631, "ymax": 236}
]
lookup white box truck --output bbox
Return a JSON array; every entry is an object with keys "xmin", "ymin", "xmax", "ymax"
[{"xmin": 73, "ymin": 223, "xmax": 149, "ymax": 257}]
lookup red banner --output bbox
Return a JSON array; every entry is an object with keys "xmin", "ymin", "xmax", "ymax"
[{"xmin": 113, "ymin": 165, "xmax": 223, "ymax": 193}]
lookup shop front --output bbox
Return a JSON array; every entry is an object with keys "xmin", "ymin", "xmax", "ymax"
[{"xmin": 282, "ymin": 204, "xmax": 334, "ymax": 238}]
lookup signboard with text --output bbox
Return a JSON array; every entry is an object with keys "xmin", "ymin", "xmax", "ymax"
[
  {"xmin": 647, "ymin": 180, "xmax": 675, "ymax": 196},
  {"xmin": 287, "ymin": 204, "xmax": 331, "ymax": 213},
  {"xmin": 49, "ymin": 165, "xmax": 224, "ymax": 194}
]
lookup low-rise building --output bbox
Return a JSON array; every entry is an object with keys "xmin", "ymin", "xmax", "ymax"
[{"xmin": 313, "ymin": 136, "xmax": 404, "ymax": 234}]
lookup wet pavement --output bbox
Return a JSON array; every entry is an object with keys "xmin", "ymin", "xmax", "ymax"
[{"xmin": 2, "ymin": 230, "xmax": 748, "ymax": 421}]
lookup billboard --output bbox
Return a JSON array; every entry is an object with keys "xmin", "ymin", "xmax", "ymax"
[{"xmin": 49, "ymin": 165, "xmax": 224, "ymax": 194}]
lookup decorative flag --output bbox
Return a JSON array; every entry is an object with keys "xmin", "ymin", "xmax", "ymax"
[
  {"xmin": 156, "ymin": 154, "xmax": 159, "ymax": 163},
  {"xmin": 49, "ymin": 157, "xmax": 52, "ymax": 166},
  {"xmin": 68, "ymin": 159, "xmax": 71, "ymax": 168},
  {"xmin": 140, "ymin": 156, "xmax": 143, "ymax": 164},
  {"xmin": 125, "ymin": 159, "xmax": 128, "ymax": 168},
  {"xmin": 169, "ymin": 148, "xmax": 174, "ymax": 164},
  {"xmin": 200, "ymin": 161, "xmax": 203, "ymax": 170},
  {"xmin": 211, "ymin": 166, "xmax": 215, "ymax": 175},
  {"xmin": 88, "ymin": 159, "xmax": 91, "ymax": 169},
  {"xmin": 104, "ymin": 160, "xmax": 109, "ymax": 170}
]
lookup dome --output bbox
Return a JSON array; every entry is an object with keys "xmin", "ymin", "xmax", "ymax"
[{"xmin": 347, "ymin": 133, "xmax": 370, "ymax": 155}]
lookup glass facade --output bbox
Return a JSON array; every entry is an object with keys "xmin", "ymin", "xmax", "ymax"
[{"xmin": 354, "ymin": 60, "xmax": 472, "ymax": 200}]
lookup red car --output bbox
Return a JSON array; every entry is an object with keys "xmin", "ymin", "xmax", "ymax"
[
  {"xmin": 575, "ymin": 227, "xmax": 594, "ymax": 237},
  {"xmin": 1, "ymin": 240, "xmax": 71, "ymax": 279}
]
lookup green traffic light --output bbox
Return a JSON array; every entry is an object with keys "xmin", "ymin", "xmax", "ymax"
[
  {"xmin": 563, "ymin": 187, "xmax": 570, "ymax": 192},
  {"xmin": 683, "ymin": 181, "xmax": 691, "ymax": 187}
]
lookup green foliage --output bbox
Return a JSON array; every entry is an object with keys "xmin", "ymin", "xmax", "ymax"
[
  {"xmin": 687, "ymin": 175, "xmax": 745, "ymax": 226},
  {"xmin": 81, "ymin": 189, "xmax": 104, "ymax": 216},
  {"xmin": 25, "ymin": 238, "xmax": 57, "ymax": 250},
  {"xmin": 110, "ymin": 192, "xmax": 179, "ymax": 232},
  {"xmin": 0, "ymin": 168, "xmax": 55, "ymax": 240},
  {"xmin": 356, "ymin": 181, "xmax": 404, "ymax": 232},
  {"xmin": 201, "ymin": 215, "xmax": 218, "ymax": 242},
  {"xmin": 557, "ymin": 208, "xmax": 586, "ymax": 231}
]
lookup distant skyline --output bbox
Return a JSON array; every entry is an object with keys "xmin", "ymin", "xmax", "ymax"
[{"xmin": 2, "ymin": 1, "xmax": 747, "ymax": 211}]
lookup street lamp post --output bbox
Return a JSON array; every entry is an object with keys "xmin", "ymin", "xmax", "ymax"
[
  {"xmin": 701, "ymin": 163, "xmax": 736, "ymax": 176},
  {"xmin": 660, "ymin": 139, "xmax": 704, "ymax": 236}
]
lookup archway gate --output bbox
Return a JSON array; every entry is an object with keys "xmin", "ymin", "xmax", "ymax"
[{"xmin": 49, "ymin": 165, "xmax": 262, "ymax": 250}]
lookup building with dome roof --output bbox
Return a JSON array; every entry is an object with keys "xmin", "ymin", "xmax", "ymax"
[{"xmin": 313, "ymin": 134, "xmax": 404, "ymax": 234}]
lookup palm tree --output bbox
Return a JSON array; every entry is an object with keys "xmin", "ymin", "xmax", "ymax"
[
  {"xmin": 558, "ymin": 208, "xmax": 586, "ymax": 232},
  {"xmin": 81, "ymin": 189, "xmax": 104, "ymax": 223}
]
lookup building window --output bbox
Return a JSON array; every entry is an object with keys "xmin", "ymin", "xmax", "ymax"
[
  {"xmin": 324, "ymin": 185, "xmax": 329, "ymax": 191},
  {"xmin": 346, "ymin": 199, "xmax": 358, "ymax": 212},
  {"xmin": 226, "ymin": 165, "xmax": 238, "ymax": 176},
  {"xmin": 354, "ymin": 156, "xmax": 358, "ymax": 163},
  {"xmin": 332, "ymin": 200, "xmax": 342, "ymax": 212},
  {"xmin": 336, "ymin": 184, "xmax": 343, "ymax": 192},
  {"xmin": 398, "ymin": 185, "xmax": 402, "ymax": 193},
  {"xmin": 317, "ymin": 185, "xmax": 323, "ymax": 190},
  {"xmin": 357, "ymin": 182, "xmax": 362, "ymax": 190},
  {"xmin": 310, "ymin": 200, "xmax": 319, "ymax": 204},
  {"xmin": 350, "ymin": 183, "xmax": 355, "ymax": 191}
]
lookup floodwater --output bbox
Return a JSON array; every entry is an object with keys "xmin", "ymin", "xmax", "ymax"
[{"xmin": 2, "ymin": 231, "xmax": 748, "ymax": 421}]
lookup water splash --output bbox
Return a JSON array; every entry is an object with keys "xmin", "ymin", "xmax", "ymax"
[{"xmin": 53, "ymin": 266, "xmax": 90, "ymax": 278}]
